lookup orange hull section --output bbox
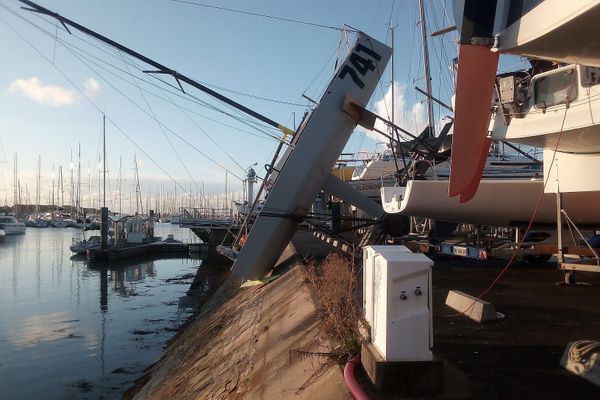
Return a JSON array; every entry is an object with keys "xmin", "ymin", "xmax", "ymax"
[{"xmin": 449, "ymin": 44, "xmax": 498, "ymax": 203}]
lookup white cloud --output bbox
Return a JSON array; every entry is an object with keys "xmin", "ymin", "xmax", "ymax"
[
  {"xmin": 364, "ymin": 82, "xmax": 428, "ymax": 141},
  {"xmin": 7, "ymin": 76, "xmax": 101, "ymax": 106},
  {"xmin": 84, "ymin": 77, "xmax": 101, "ymax": 97},
  {"xmin": 8, "ymin": 77, "xmax": 78, "ymax": 106}
]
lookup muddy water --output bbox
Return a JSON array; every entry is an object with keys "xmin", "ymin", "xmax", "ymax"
[{"xmin": 0, "ymin": 223, "xmax": 211, "ymax": 399}]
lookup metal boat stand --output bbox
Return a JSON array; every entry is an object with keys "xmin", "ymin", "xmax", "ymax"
[{"xmin": 556, "ymin": 192, "xmax": 600, "ymax": 285}]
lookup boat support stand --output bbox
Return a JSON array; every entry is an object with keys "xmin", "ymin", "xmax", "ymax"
[{"xmin": 556, "ymin": 192, "xmax": 600, "ymax": 285}]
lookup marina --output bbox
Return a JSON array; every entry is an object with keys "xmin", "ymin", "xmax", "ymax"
[
  {"xmin": 0, "ymin": 224, "xmax": 222, "ymax": 399},
  {"xmin": 1, "ymin": 0, "xmax": 600, "ymax": 399}
]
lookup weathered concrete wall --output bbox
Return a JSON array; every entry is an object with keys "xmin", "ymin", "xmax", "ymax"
[{"xmin": 130, "ymin": 267, "xmax": 349, "ymax": 399}]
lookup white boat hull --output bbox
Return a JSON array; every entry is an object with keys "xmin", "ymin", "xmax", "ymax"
[
  {"xmin": 1, "ymin": 224, "xmax": 26, "ymax": 235},
  {"xmin": 497, "ymin": 1, "xmax": 600, "ymax": 68},
  {"xmin": 491, "ymin": 66, "xmax": 600, "ymax": 154},
  {"xmin": 50, "ymin": 220, "xmax": 69, "ymax": 228},
  {"xmin": 382, "ymin": 179, "xmax": 600, "ymax": 226}
]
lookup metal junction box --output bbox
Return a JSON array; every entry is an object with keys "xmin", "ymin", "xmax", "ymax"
[
  {"xmin": 498, "ymin": 75, "xmax": 516, "ymax": 104},
  {"xmin": 363, "ymin": 246, "xmax": 433, "ymax": 361}
]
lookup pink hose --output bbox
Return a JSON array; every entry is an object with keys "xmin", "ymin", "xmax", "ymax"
[{"xmin": 344, "ymin": 357, "xmax": 370, "ymax": 400}]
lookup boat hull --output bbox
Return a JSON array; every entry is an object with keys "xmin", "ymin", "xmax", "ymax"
[
  {"xmin": 382, "ymin": 179, "xmax": 600, "ymax": 226},
  {"xmin": 498, "ymin": 1, "xmax": 600, "ymax": 67},
  {"xmin": 232, "ymin": 33, "xmax": 392, "ymax": 280},
  {"xmin": 491, "ymin": 66, "xmax": 600, "ymax": 154},
  {"xmin": 0, "ymin": 224, "xmax": 26, "ymax": 235},
  {"xmin": 50, "ymin": 220, "xmax": 69, "ymax": 228}
]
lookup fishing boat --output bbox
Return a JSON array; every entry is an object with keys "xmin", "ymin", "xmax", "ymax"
[{"xmin": 0, "ymin": 215, "xmax": 26, "ymax": 235}]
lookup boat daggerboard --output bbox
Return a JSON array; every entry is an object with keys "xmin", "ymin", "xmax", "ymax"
[
  {"xmin": 232, "ymin": 33, "xmax": 391, "ymax": 280},
  {"xmin": 449, "ymin": 44, "xmax": 498, "ymax": 203}
]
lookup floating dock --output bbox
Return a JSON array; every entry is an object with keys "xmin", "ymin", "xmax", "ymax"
[{"xmin": 86, "ymin": 241, "xmax": 207, "ymax": 261}]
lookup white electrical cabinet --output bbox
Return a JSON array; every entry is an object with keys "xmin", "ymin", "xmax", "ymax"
[
  {"xmin": 363, "ymin": 245, "xmax": 433, "ymax": 362},
  {"xmin": 363, "ymin": 245, "xmax": 411, "ymax": 328}
]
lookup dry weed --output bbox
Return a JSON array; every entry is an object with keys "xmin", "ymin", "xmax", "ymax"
[{"xmin": 302, "ymin": 253, "xmax": 361, "ymax": 363}]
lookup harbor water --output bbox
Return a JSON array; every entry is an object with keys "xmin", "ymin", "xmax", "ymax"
[{"xmin": 0, "ymin": 223, "xmax": 206, "ymax": 399}]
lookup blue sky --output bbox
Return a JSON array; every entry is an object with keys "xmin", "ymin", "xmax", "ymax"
[{"xmin": 0, "ymin": 0, "xmax": 515, "ymax": 212}]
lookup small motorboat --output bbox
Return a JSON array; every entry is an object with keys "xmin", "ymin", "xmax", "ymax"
[
  {"xmin": 0, "ymin": 215, "xmax": 26, "ymax": 235},
  {"xmin": 70, "ymin": 235, "xmax": 101, "ymax": 254},
  {"xmin": 163, "ymin": 234, "xmax": 182, "ymax": 243}
]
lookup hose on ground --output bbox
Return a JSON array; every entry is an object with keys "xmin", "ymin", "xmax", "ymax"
[{"xmin": 344, "ymin": 357, "xmax": 369, "ymax": 400}]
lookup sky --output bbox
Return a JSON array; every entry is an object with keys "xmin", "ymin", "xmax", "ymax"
[{"xmin": 0, "ymin": 0, "xmax": 521, "ymax": 213}]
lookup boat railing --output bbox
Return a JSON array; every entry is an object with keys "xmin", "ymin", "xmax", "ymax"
[{"xmin": 179, "ymin": 207, "xmax": 239, "ymax": 226}]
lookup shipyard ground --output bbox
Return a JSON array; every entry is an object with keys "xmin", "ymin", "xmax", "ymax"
[
  {"xmin": 426, "ymin": 256, "xmax": 600, "ymax": 400},
  {"xmin": 127, "ymin": 230, "xmax": 600, "ymax": 399}
]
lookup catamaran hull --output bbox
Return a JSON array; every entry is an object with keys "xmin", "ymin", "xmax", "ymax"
[
  {"xmin": 382, "ymin": 179, "xmax": 600, "ymax": 226},
  {"xmin": 497, "ymin": 1, "xmax": 600, "ymax": 67}
]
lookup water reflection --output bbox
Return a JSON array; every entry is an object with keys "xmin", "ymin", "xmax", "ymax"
[
  {"xmin": 0, "ymin": 226, "xmax": 203, "ymax": 400},
  {"xmin": 10, "ymin": 311, "xmax": 71, "ymax": 347}
]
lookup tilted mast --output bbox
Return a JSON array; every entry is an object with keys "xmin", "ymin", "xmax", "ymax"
[{"xmin": 18, "ymin": 0, "xmax": 294, "ymax": 140}]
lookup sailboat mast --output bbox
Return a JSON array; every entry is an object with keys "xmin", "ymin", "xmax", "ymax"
[
  {"xmin": 36, "ymin": 155, "xmax": 40, "ymax": 215},
  {"xmin": 77, "ymin": 143, "xmax": 81, "ymax": 216},
  {"xmin": 88, "ymin": 165, "xmax": 91, "ymax": 215},
  {"xmin": 118, "ymin": 156, "xmax": 122, "ymax": 215},
  {"xmin": 391, "ymin": 25, "xmax": 395, "ymax": 131},
  {"xmin": 418, "ymin": 0, "xmax": 435, "ymax": 138},
  {"xmin": 134, "ymin": 155, "xmax": 139, "ymax": 214},
  {"xmin": 70, "ymin": 149, "xmax": 74, "ymax": 214},
  {"xmin": 13, "ymin": 153, "xmax": 17, "ymax": 212},
  {"xmin": 103, "ymin": 114, "xmax": 106, "ymax": 208},
  {"xmin": 59, "ymin": 166, "xmax": 63, "ymax": 208},
  {"xmin": 52, "ymin": 164, "xmax": 55, "ymax": 209}
]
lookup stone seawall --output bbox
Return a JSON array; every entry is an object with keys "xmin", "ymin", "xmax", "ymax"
[{"xmin": 127, "ymin": 266, "xmax": 350, "ymax": 399}]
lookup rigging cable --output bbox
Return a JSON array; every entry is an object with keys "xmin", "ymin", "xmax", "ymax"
[
  {"xmin": 3, "ymin": 2, "xmax": 265, "ymax": 184},
  {"xmin": 58, "ymin": 32, "xmax": 247, "ymax": 182},
  {"xmin": 27, "ymin": 8, "xmax": 308, "ymax": 110},
  {"xmin": 0, "ymin": 7, "xmax": 211, "ymax": 198},
  {"xmin": 7, "ymin": 1, "xmax": 284, "ymax": 145},
  {"xmin": 167, "ymin": 0, "xmax": 348, "ymax": 32},
  {"xmin": 16, "ymin": 0, "xmax": 296, "ymax": 150},
  {"xmin": 117, "ymin": 50, "xmax": 213, "ymax": 208},
  {"xmin": 54, "ymin": 31, "xmax": 284, "ymax": 144}
]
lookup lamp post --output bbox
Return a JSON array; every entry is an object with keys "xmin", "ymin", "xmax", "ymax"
[{"xmin": 246, "ymin": 163, "xmax": 258, "ymax": 210}]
